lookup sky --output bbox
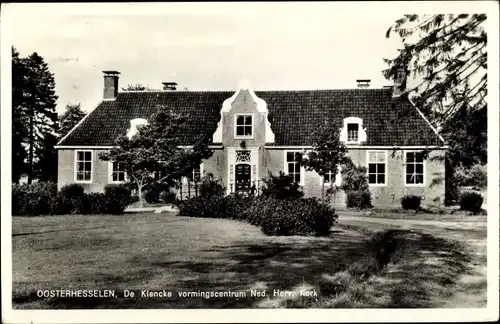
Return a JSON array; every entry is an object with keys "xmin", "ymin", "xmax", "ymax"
[{"xmin": 7, "ymin": 3, "xmax": 407, "ymax": 113}]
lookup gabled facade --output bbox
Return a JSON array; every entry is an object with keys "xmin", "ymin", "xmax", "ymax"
[{"xmin": 56, "ymin": 72, "xmax": 447, "ymax": 207}]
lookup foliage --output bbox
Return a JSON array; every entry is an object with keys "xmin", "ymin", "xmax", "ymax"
[
  {"xmin": 384, "ymin": 14, "xmax": 487, "ymax": 169},
  {"xmin": 340, "ymin": 157, "xmax": 369, "ymax": 192},
  {"xmin": 11, "ymin": 182, "xmax": 58, "ymax": 216},
  {"xmin": 103, "ymin": 184, "xmax": 132, "ymax": 214},
  {"xmin": 255, "ymin": 197, "xmax": 338, "ymax": 236},
  {"xmin": 260, "ymin": 171, "xmax": 304, "ymax": 200},
  {"xmin": 99, "ymin": 105, "xmax": 213, "ymax": 207},
  {"xmin": 11, "ymin": 47, "xmax": 59, "ymax": 184},
  {"xmin": 401, "ymin": 195, "xmax": 422, "ymax": 210},
  {"xmin": 121, "ymin": 84, "xmax": 150, "ymax": 91},
  {"xmin": 198, "ymin": 173, "xmax": 225, "ymax": 198},
  {"xmin": 346, "ymin": 190, "xmax": 373, "ymax": 210},
  {"xmin": 454, "ymin": 164, "xmax": 487, "ymax": 189},
  {"xmin": 59, "ymin": 103, "xmax": 86, "ymax": 138},
  {"xmin": 33, "ymin": 132, "xmax": 59, "ymax": 182},
  {"xmin": 59, "ymin": 184, "xmax": 86, "ymax": 214},
  {"xmin": 60, "ymin": 183, "xmax": 85, "ymax": 199},
  {"xmin": 459, "ymin": 191, "xmax": 483, "ymax": 214},
  {"xmin": 302, "ymin": 118, "xmax": 348, "ymax": 201}
]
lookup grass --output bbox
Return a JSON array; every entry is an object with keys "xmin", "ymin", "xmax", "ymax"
[{"xmin": 11, "ymin": 211, "xmax": 486, "ymax": 309}]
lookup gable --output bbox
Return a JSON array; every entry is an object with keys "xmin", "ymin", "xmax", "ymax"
[{"xmin": 57, "ymin": 88, "xmax": 444, "ymax": 147}]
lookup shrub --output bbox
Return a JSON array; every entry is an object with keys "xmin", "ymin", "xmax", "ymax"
[
  {"xmin": 104, "ymin": 184, "xmax": 131, "ymax": 212},
  {"xmin": 346, "ymin": 190, "xmax": 372, "ymax": 209},
  {"xmin": 58, "ymin": 184, "xmax": 86, "ymax": 214},
  {"xmin": 59, "ymin": 183, "xmax": 85, "ymax": 199},
  {"xmin": 459, "ymin": 191, "xmax": 484, "ymax": 214},
  {"xmin": 159, "ymin": 190, "xmax": 177, "ymax": 204},
  {"xmin": 176, "ymin": 195, "xmax": 221, "ymax": 218},
  {"xmin": 84, "ymin": 193, "xmax": 109, "ymax": 214},
  {"xmin": 219, "ymin": 194, "xmax": 256, "ymax": 220},
  {"xmin": 198, "ymin": 174, "xmax": 225, "ymax": 198},
  {"xmin": 12, "ymin": 182, "xmax": 58, "ymax": 216},
  {"xmin": 249, "ymin": 197, "xmax": 338, "ymax": 236},
  {"xmin": 401, "ymin": 195, "xmax": 421, "ymax": 210},
  {"xmin": 260, "ymin": 171, "xmax": 304, "ymax": 200}
]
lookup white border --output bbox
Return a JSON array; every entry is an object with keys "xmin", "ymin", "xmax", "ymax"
[
  {"xmin": 403, "ymin": 150, "xmax": 426, "ymax": 187},
  {"xmin": 1, "ymin": 2, "xmax": 499, "ymax": 323},
  {"xmin": 284, "ymin": 150, "xmax": 305, "ymax": 186},
  {"xmin": 234, "ymin": 113, "xmax": 254, "ymax": 140},
  {"xmin": 74, "ymin": 150, "xmax": 93, "ymax": 184},
  {"xmin": 366, "ymin": 150, "xmax": 387, "ymax": 187}
]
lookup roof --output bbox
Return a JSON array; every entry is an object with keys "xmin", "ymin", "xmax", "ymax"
[{"xmin": 58, "ymin": 88, "xmax": 444, "ymax": 147}]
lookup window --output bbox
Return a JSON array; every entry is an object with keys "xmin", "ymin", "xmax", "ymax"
[
  {"xmin": 347, "ymin": 123, "xmax": 359, "ymax": 142},
  {"xmin": 235, "ymin": 114, "xmax": 253, "ymax": 138},
  {"xmin": 285, "ymin": 151, "xmax": 303, "ymax": 184},
  {"xmin": 324, "ymin": 167, "xmax": 342, "ymax": 186},
  {"xmin": 405, "ymin": 152, "xmax": 425, "ymax": 185},
  {"xmin": 110, "ymin": 162, "xmax": 126, "ymax": 182},
  {"xmin": 188, "ymin": 163, "xmax": 203, "ymax": 182},
  {"xmin": 367, "ymin": 151, "xmax": 386, "ymax": 185},
  {"xmin": 75, "ymin": 150, "xmax": 92, "ymax": 182}
]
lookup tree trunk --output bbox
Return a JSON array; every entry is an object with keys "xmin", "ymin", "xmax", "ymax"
[
  {"xmin": 138, "ymin": 184, "xmax": 144, "ymax": 207},
  {"xmin": 28, "ymin": 111, "xmax": 34, "ymax": 184}
]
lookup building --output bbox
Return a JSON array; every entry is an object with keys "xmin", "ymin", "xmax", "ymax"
[{"xmin": 55, "ymin": 71, "xmax": 447, "ymax": 207}]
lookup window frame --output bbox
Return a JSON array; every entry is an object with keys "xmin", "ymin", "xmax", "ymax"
[
  {"xmin": 108, "ymin": 161, "xmax": 127, "ymax": 184},
  {"xmin": 404, "ymin": 151, "xmax": 426, "ymax": 187},
  {"xmin": 366, "ymin": 150, "xmax": 387, "ymax": 187},
  {"xmin": 346, "ymin": 123, "xmax": 360, "ymax": 143},
  {"xmin": 185, "ymin": 162, "xmax": 204, "ymax": 183},
  {"xmin": 322, "ymin": 167, "xmax": 342, "ymax": 187},
  {"xmin": 234, "ymin": 113, "xmax": 254, "ymax": 139},
  {"xmin": 284, "ymin": 150, "xmax": 305, "ymax": 186},
  {"xmin": 74, "ymin": 150, "xmax": 93, "ymax": 183}
]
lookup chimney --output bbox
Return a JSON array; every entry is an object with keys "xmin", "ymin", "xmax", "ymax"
[
  {"xmin": 393, "ymin": 67, "xmax": 407, "ymax": 97},
  {"xmin": 162, "ymin": 82, "xmax": 178, "ymax": 91},
  {"xmin": 356, "ymin": 79, "xmax": 371, "ymax": 88},
  {"xmin": 103, "ymin": 71, "xmax": 120, "ymax": 100}
]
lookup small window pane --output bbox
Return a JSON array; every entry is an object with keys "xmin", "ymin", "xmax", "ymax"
[
  {"xmin": 295, "ymin": 174, "xmax": 301, "ymax": 183},
  {"xmin": 286, "ymin": 152, "xmax": 294, "ymax": 162},
  {"xmin": 294, "ymin": 163, "xmax": 301, "ymax": 173},
  {"xmin": 377, "ymin": 153, "xmax": 385, "ymax": 163},
  {"xmin": 415, "ymin": 152, "xmax": 424, "ymax": 162},
  {"xmin": 77, "ymin": 172, "xmax": 84, "ymax": 181},
  {"xmin": 347, "ymin": 123, "xmax": 359, "ymax": 131},
  {"xmin": 324, "ymin": 174, "xmax": 331, "ymax": 183},
  {"xmin": 369, "ymin": 164, "xmax": 376, "ymax": 173},
  {"xmin": 369, "ymin": 174, "xmax": 376, "ymax": 184},
  {"xmin": 244, "ymin": 126, "xmax": 252, "ymax": 136},
  {"xmin": 244, "ymin": 115, "xmax": 252, "ymax": 125},
  {"xmin": 406, "ymin": 152, "xmax": 414, "ymax": 162},
  {"xmin": 84, "ymin": 151, "xmax": 91, "ymax": 161},
  {"xmin": 77, "ymin": 151, "xmax": 84, "ymax": 161},
  {"xmin": 406, "ymin": 175, "xmax": 413, "ymax": 183},
  {"xmin": 377, "ymin": 164, "xmax": 385, "ymax": 174},
  {"xmin": 288, "ymin": 164, "xmax": 294, "ymax": 173},
  {"xmin": 236, "ymin": 126, "xmax": 244, "ymax": 136},
  {"xmin": 416, "ymin": 164, "xmax": 424, "ymax": 174},
  {"xmin": 406, "ymin": 164, "xmax": 414, "ymax": 174},
  {"xmin": 84, "ymin": 162, "xmax": 92, "ymax": 171},
  {"xmin": 415, "ymin": 175, "xmax": 424, "ymax": 184},
  {"xmin": 377, "ymin": 174, "xmax": 385, "ymax": 184},
  {"xmin": 236, "ymin": 115, "xmax": 244, "ymax": 124},
  {"xmin": 113, "ymin": 173, "xmax": 118, "ymax": 182},
  {"xmin": 77, "ymin": 161, "xmax": 84, "ymax": 172},
  {"xmin": 368, "ymin": 152, "xmax": 376, "ymax": 162}
]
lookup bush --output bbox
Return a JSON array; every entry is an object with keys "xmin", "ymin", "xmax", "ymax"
[
  {"xmin": 459, "ymin": 191, "xmax": 484, "ymax": 214},
  {"xmin": 176, "ymin": 195, "xmax": 221, "ymax": 218},
  {"xmin": 346, "ymin": 190, "xmax": 372, "ymax": 209},
  {"xmin": 260, "ymin": 171, "xmax": 304, "ymax": 200},
  {"xmin": 248, "ymin": 197, "xmax": 337, "ymax": 236},
  {"xmin": 340, "ymin": 158, "xmax": 369, "ymax": 192},
  {"xmin": 159, "ymin": 190, "xmax": 177, "ymax": 204},
  {"xmin": 219, "ymin": 194, "xmax": 256, "ymax": 220},
  {"xmin": 59, "ymin": 183, "xmax": 85, "ymax": 199},
  {"xmin": 58, "ymin": 184, "xmax": 86, "ymax": 214},
  {"xmin": 12, "ymin": 182, "xmax": 58, "ymax": 216},
  {"xmin": 401, "ymin": 195, "xmax": 421, "ymax": 210},
  {"xmin": 84, "ymin": 193, "xmax": 110, "ymax": 214},
  {"xmin": 104, "ymin": 184, "xmax": 131, "ymax": 214},
  {"xmin": 198, "ymin": 174, "xmax": 225, "ymax": 198}
]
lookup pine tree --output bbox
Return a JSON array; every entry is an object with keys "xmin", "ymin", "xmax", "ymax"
[
  {"xmin": 23, "ymin": 52, "xmax": 59, "ymax": 183},
  {"xmin": 11, "ymin": 47, "xmax": 29, "ymax": 183},
  {"xmin": 59, "ymin": 103, "xmax": 86, "ymax": 138},
  {"xmin": 384, "ymin": 14, "xmax": 487, "ymax": 169}
]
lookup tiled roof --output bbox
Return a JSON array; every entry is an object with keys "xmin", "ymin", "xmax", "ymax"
[{"xmin": 58, "ymin": 88, "xmax": 444, "ymax": 147}]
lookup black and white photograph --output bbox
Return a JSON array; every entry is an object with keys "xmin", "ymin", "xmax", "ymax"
[{"xmin": 1, "ymin": 2, "xmax": 499, "ymax": 323}]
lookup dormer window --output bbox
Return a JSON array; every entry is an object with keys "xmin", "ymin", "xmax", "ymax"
[
  {"xmin": 235, "ymin": 114, "xmax": 253, "ymax": 139},
  {"xmin": 340, "ymin": 117, "xmax": 366, "ymax": 144},
  {"xmin": 347, "ymin": 123, "xmax": 359, "ymax": 142}
]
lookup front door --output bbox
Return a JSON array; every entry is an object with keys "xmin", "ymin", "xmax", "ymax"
[{"xmin": 235, "ymin": 164, "xmax": 251, "ymax": 194}]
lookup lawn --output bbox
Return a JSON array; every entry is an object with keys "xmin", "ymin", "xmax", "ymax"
[{"xmin": 11, "ymin": 211, "xmax": 487, "ymax": 308}]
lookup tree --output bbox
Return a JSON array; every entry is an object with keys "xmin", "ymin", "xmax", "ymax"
[
  {"xmin": 122, "ymin": 84, "xmax": 149, "ymax": 91},
  {"xmin": 12, "ymin": 49, "xmax": 59, "ymax": 184},
  {"xmin": 34, "ymin": 132, "xmax": 59, "ymax": 182},
  {"xmin": 12, "ymin": 47, "xmax": 29, "ymax": 183},
  {"xmin": 384, "ymin": 14, "xmax": 487, "ymax": 169},
  {"xmin": 99, "ymin": 105, "xmax": 213, "ymax": 206},
  {"xmin": 301, "ymin": 119, "xmax": 348, "ymax": 202},
  {"xmin": 59, "ymin": 103, "xmax": 86, "ymax": 138}
]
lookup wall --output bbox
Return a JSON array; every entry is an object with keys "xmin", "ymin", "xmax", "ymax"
[{"xmin": 57, "ymin": 149, "xmax": 110, "ymax": 193}]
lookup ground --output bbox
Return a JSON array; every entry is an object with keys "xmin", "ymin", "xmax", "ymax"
[{"xmin": 12, "ymin": 211, "xmax": 487, "ymax": 308}]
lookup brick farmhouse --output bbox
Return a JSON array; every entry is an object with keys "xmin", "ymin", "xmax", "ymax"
[{"xmin": 56, "ymin": 71, "xmax": 447, "ymax": 207}]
